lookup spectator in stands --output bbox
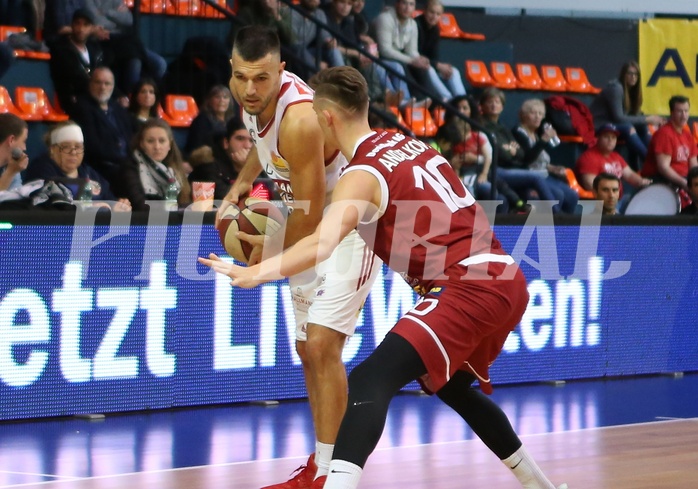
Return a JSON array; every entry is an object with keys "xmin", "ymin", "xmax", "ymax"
[
  {"xmin": 290, "ymin": 0, "xmax": 345, "ymax": 78},
  {"xmin": 415, "ymin": 0, "xmax": 466, "ymax": 104},
  {"xmin": 441, "ymin": 96, "xmax": 490, "ymax": 192},
  {"xmin": 576, "ymin": 123, "xmax": 650, "ymax": 196},
  {"xmin": 351, "ymin": 0, "xmax": 372, "ymax": 48},
  {"xmin": 84, "ymin": 0, "xmax": 167, "ymax": 94},
  {"xmin": 71, "ymin": 66, "xmax": 137, "ymax": 189},
  {"xmin": 590, "ymin": 60, "xmax": 665, "ymax": 171},
  {"xmin": 592, "ymin": 172, "xmax": 621, "ymax": 216},
  {"xmin": 641, "ymin": 95, "xmax": 698, "ymax": 193},
  {"xmin": 323, "ymin": 0, "xmax": 405, "ymax": 105},
  {"xmin": 478, "ymin": 87, "xmax": 558, "ymax": 211},
  {"xmin": 184, "ymin": 84, "xmax": 235, "ymax": 157},
  {"xmin": 24, "ymin": 121, "xmax": 131, "ymax": 209},
  {"xmin": 187, "ymin": 117, "xmax": 254, "ymax": 200},
  {"xmin": 0, "ymin": 113, "xmax": 28, "ymax": 191},
  {"xmin": 128, "ymin": 77, "xmax": 161, "ymax": 127},
  {"xmin": 227, "ymin": 0, "xmax": 294, "ymax": 49},
  {"xmin": 49, "ymin": 8, "xmax": 105, "ymax": 117},
  {"xmin": 681, "ymin": 166, "xmax": 698, "ymax": 215},
  {"xmin": 513, "ymin": 98, "xmax": 578, "ymax": 214},
  {"xmin": 434, "ymin": 96, "xmax": 525, "ymax": 213},
  {"xmin": 120, "ymin": 118, "xmax": 191, "ymax": 211},
  {"xmin": 371, "ymin": 0, "xmax": 432, "ymax": 107},
  {"xmin": 43, "ymin": 0, "xmax": 85, "ymax": 45}
]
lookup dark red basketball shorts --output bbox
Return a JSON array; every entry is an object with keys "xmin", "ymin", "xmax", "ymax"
[{"xmin": 392, "ymin": 263, "xmax": 529, "ymax": 395}]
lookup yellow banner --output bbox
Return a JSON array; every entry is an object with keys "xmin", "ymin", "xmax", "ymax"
[{"xmin": 639, "ymin": 19, "xmax": 698, "ymax": 116}]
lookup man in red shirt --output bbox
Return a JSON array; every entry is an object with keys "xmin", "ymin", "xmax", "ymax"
[
  {"xmin": 576, "ymin": 123, "xmax": 650, "ymax": 194},
  {"xmin": 200, "ymin": 66, "xmax": 566, "ymax": 489},
  {"xmin": 642, "ymin": 95, "xmax": 698, "ymax": 191}
]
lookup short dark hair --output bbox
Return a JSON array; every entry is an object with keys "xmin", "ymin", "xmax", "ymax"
[
  {"xmin": 669, "ymin": 95, "xmax": 690, "ymax": 112},
  {"xmin": 687, "ymin": 166, "xmax": 698, "ymax": 188},
  {"xmin": 435, "ymin": 121, "xmax": 463, "ymax": 147},
  {"xmin": 233, "ymin": 26, "xmax": 280, "ymax": 61},
  {"xmin": 213, "ymin": 117, "xmax": 247, "ymax": 147},
  {"xmin": 72, "ymin": 7, "xmax": 94, "ymax": 24},
  {"xmin": 0, "ymin": 113, "xmax": 28, "ymax": 143},
  {"xmin": 593, "ymin": 172, "xmax": 620, "ymax": 192},
  {"xmin": 309, "ymin": 66, "xmax": 369, "ymax": 116}
]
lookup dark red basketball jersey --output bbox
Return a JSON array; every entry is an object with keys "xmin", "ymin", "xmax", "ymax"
[{"xmin": 343, "ymin": 130, "xmax": 509, "ymax": 291}]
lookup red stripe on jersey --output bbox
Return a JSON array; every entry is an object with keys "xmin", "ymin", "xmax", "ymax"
[{"xmin": 356, "ymin": 243, "xmax": 375, "ymax": 291}]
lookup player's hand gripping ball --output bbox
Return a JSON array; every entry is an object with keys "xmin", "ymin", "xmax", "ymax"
[{"xmin": 216, "ymin": 196, "xmax": 285, "ymax": 264}]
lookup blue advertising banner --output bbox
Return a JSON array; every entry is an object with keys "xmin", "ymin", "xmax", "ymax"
[{"xmin": 0, "ymin": 219, "xmax": 696, "ymax": 420}]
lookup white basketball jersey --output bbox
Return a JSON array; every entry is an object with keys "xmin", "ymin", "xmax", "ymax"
[{"xmin": 243, "ymin": 71, "xmax": 346, "ymax": 209}]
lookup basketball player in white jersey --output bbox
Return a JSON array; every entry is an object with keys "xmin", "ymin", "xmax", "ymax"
[
  {"xmin": 217, "ymin": 26, "xmax": 380, "ymax": 489},
  {"xmin": 204, "ymin": 66, "xmax": 568, "ymax": 489}
]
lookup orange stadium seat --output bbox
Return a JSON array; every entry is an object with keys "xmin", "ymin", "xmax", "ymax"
[
  {"xmin": 465, "ymin": 61, "xmax": 496, "ymax": 88},
  {"xmin": 140, "ymin": 0, "xmax": 170, "ymax": 14},
  {"xmin": 540, "ymin": 65, "xmax": 569, "ymax": 92},
  {"xmin": 167, "ymin": 0, "xmax": 200, "ymax": 16},
  {"xmin": 516, "ymin": 63, "xmax": 544, "ymax": 90},
  {"xmin": 0, "ymin": 86, "xmax": 28, "ymax": 118},
  {"xmin": 388, "ymin": 106, "xmax": 408, "ymax": 134},
  {"xmin": 439, "ymin": 13, "xmax": 485, "ymax": 41},
  {"xmin": 157, "ymin": 105, "xmax": 178, "ymax": 126},
  {"xmin": 164, "ymin": 94, "xmax": 198, "ymax": 127},
  {"xmin": 14, "ymin": 87, "xmax": 68, "ymax": 122},
  {"xmin": 565, "ymin": 67, "xmax": 601, "ymax": 94},
  {"xmin": 565, "ymin": 168, "xmax": 595, "ymax": 200},
  {"xmin": 0, "ymin": 25, "xmax": 50, "ymax": 60},
  {"xmin": 0, "ymin": 25, "xmax": 25, "ymax": 42},
  {"xmin": 490, "ymin": 61, "xmax": 519, "ymax": 89},
  {"xmin": 432, "ymin": 106, "xmax": 446, "ymax": 127},
  {"xmin": 403, "ymin": 106, "xmax": 437, "ymax": 138},
  {"xmin": 559, "ymin": 135, "xmax": 584, "ymax": 144}
]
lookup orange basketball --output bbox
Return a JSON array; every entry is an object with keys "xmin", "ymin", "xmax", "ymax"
[{"xmin": 216, "ymin": 196, "xmax": 285, "ymax": 264}]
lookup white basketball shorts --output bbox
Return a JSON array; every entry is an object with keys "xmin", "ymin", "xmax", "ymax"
[{"xmin": 289, "ymin": 229, "xmax": 381, "ymax": 341}]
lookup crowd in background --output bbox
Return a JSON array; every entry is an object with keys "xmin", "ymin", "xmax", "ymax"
[{"xmin": 1, "ymin": 0, "xmax": 697, "ymax": 215}]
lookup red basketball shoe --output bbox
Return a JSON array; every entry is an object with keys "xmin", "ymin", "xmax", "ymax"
[{"xmin": 261, "ymin": 454, "xmax": 317, "ymax": 489}]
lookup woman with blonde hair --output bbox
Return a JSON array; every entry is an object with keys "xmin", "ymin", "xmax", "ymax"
[
  {"xmin": 590, "ymin": 60, "xmax": 665, "ymax": 170},
  {"xmin": 513, "ymin": 98, "xmax": 578, "ymax": 214},
  {"xmin": 122, "ymin": 118, "xmax": 192, "ymax": 211}
]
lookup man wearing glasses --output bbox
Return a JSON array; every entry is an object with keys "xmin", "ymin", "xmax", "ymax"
[{"xmin": 23, "ymin": 121, "xmax": 131, "ymax": 210}]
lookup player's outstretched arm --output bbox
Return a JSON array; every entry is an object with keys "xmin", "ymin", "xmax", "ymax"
[{"xmin": 200, "ymin": 170, "xmax": 379, "ymax": 287}]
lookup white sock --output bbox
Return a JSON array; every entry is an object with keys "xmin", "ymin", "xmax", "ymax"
[
  {"xmin": 323, "ymin": 459, "xmax": 363, "ymax": 489},
  {"xmin": 314, "ymin": 441, "xmax": 334, "ymax": 478},
  {"xmin": 502, "ymin": 445, "xmax": 556, "ymax": 489}
]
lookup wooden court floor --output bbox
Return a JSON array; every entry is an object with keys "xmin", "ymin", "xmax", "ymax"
[{"xmin": 1, "ymin": 374, "xmax": 697, "ymax": 489}]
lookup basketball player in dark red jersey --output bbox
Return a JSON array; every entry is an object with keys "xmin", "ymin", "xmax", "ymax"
[{"xmin": 200, "ymin": 66, "xmax": 567, "ymax": 489}]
